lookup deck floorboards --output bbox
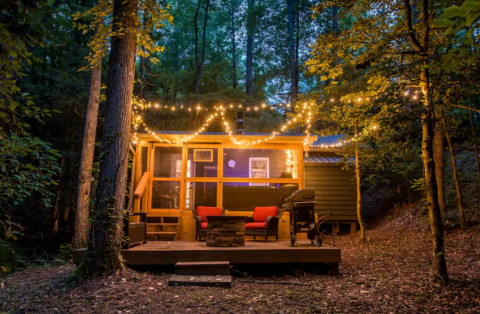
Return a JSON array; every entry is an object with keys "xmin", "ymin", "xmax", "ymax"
[{"xmin": 121, "ymin": 240, "xmax": 341, "ymax": 265}]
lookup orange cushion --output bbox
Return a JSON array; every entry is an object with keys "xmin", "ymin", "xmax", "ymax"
[
  {"xmin": 253, "ymin": 206, "xmax": 279, "ymax": 222},
  {"xmin": 245, "ymin": 222, "xmax": 267, "ymax": 229},
  {"xmin": 196, "ymin": 206, "xmax": 222, "ymax": 222},
  {"xmin": 200, "ymin": 222, "xmax": 208, "ymax": 229}
]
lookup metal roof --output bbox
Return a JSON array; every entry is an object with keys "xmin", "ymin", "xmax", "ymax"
[
  {"xmin": 304, "ymin": 152, "xmax": 351, "ymax": 163},
  {"xmin": 311, "ymin": 134, "xmax": 345, "ymax": 147}
]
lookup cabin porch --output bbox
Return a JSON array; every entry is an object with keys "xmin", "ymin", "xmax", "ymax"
[{"xmin": 121, "ymin": 239, "xmax": 341, "ymax": 273}]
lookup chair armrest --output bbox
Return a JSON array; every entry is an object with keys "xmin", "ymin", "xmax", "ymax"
[
  {"xmin": 131, "ymin": 212, "xmax": 147, "ymax": 223},
  {"xmin": 266, "ymin": 216, "xmax": 279, "ymax": 232},
  {"xmin": 245, "ymin": 216, "xmax": 254, "ymax": 223},
  {"xmin": 195, "ymin": 216, "xmax": 202, "ymax": 227}
]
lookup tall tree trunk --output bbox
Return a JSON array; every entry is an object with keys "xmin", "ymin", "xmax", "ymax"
[
  {"xmin": 442, "ymin": 110, "xmax": 465, "ymax": 229},
  {"xmin": 80, "ymin": 0, "xmax": 138, "ymax": 275},
  {"xmin": 287, "ymin": 0, "xmax": 298, "ymax": 105},
  {"xmin": 332, "ymin": 6, "xmax": 338, "ymax": 31},
  {"xmin": 230, "ymin": 1, "xmax": 237, "ymax": 89},
  {"xmin": 433, "ymin": 108, "xmax": 446, "ymax": 213},
  {"xmin": 74, "ymin": 14, "xmax": 105, "ymax": 250},
  {"xmin": 295, "ymin": 1, "xmax": 300, "ymax": 88},
  {"xmin": 246, "ymin": 0, "xmax": 255, "ymax": 97},
  {"xmin": 354, "ymin": 120, "xmax": 365, "ymax": 242},
  {"xmin": 195, "ymin": 0, "xmax": 210, "ymax": 94},
  {"xmin": 469, "ymin": 99, "xmax": 480, "ymax": 182},
  {"xmin": 403, "ymin": 0, "xmax": 448, "ymax": 284}
]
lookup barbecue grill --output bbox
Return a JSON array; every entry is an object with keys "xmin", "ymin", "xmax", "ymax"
[{"xmin": 281, "ymin": 189, "xmax": 318, "ymax": 247}]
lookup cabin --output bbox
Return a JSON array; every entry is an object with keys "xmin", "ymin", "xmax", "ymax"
[{"xmin": 122, "ymin": 128, "xmax": 354, "ymax": 272}]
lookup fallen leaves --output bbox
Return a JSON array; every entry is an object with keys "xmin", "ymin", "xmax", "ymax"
[{"xmin": 1, "ymin": 218, "xmax": 480, "ymax": 313}]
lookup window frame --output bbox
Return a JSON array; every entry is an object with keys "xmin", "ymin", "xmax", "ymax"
[{"xmin": 249, "ymin": 157, "xmax": 270, "ymax": 186}]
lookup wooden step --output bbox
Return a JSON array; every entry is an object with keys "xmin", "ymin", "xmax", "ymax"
[
  {"xmin": 175, "ymin": 261, "xmax": 230, "ymax": 276},
  {"xmin": 147, "ymin": 223, "xmax": 179, "ymax": 226},
  {"xmin": 168, "ymin": 275, "xmax": 231, "ymax": 288},
  {"xmin": 147, "ymin": 231, "xmax": 177, "ymax": 235}
]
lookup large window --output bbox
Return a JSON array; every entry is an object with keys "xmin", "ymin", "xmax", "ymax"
[
  {"xmin": 153, "ymin": 147, "xmax": 183, "ymax": 178},
  {"xmin": 186, "ymin": 182, "xmax": 218, "ymax": 211},
  {"xmin": 222, "ymin": 183, "xmax": 298, "ymax": 211},
  {"xmin": 223, "ymin": 148, "xmax": 299, "ymax": 179},
  {"xmin": 151, "ymin": 181, "xmax": 181, "ymax": 209},
  {"xmin": 187, "ymin": 148, "xmax": 218, "ymax": 178}
]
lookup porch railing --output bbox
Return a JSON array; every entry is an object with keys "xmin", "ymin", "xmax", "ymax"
[{"xmin": 134, "ymin": 171, "xmax": 150, "ymax": 213}]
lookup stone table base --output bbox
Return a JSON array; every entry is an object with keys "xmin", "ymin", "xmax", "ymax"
[{"xmin": 206, "ymin": 216, "xmax": 245, "ymax": 247}]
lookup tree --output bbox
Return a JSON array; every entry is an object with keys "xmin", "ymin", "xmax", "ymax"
[
  {"xmin": 246, "ymin": 0, "xmax": 256, "ymax": 97},
  {"xmin": 80, "ymin": 0, "xmax": 139, "ymax": 275},
  {"xmin": 354, "ymin": 120, "xmax": 365, "ymax": 242},
  {"xmin": 194, "ymin": 0, "xmax": 211, "ymax": 94},
  {"xmin": 307, "ymin": 0, "xmax": 450, "ymax": 284},
  {"xmin": 74, "ymin": 3, "xmax": 107, "ymax": 250},
  {"xmin": 229, "ymin": 0, "xmax": 238, "ymax": 89},
  {"xmin": 441, "ymin": 110, "xmax": 465, "ymax": 228},
  {"xmin": 287, "ymin": 0, "xmax": 298, "ymax": 105}
]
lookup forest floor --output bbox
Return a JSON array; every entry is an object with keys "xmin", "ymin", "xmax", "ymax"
[{"xmin": 1, "ymin": 207, "xmax": 480, "ymax": 314}]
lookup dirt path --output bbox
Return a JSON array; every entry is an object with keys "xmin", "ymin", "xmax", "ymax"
[{"xmin": 1, "ymin": 218, "xmax": 479, "ymax": 313}]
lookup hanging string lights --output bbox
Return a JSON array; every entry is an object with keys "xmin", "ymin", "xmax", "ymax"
[
  {"xmin": 215, "ymin": 101, "xmax": 315, "ymax": 146},
  {"xmin": 132, "ymin": 93, "xmax": 391, "ymax": 147},
  {"xmin": 132, "ymin": 98, "xmax": 302, "ymax": 146}
]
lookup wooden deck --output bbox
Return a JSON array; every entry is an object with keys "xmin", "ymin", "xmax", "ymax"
[{"xmin": 121, "ymin": 240, "xmax": 341, "ymax": 266}]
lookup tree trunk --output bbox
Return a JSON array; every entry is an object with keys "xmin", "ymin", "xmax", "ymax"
[
  {"xmin": 287, "ymin": 0, "xmax": 298, "ymax": 105},
  {"xmin": 230, "ymin": 1, "xmax": 237, "ymax": 89},
  {"xmin": 195, "ymin": 0, "xmax": 210, "ymax": 94},
  {"xmin": 442, "ymin": 110, "xmax": 465, "ymax": 229},
  {"xmin": 433, "ymin": 108, "xmax": 446, "ymax": 213},
  {"xmin": 295, "ymin": 1, "xmax": 300, "ymax": 88},
  {"xmin": 355, "ymin": 120, "xmax": 365, "ymax": 242},
  {"xmin": 469, "ymin": 99, "xmax": 480, "ymax": 182},
  {"xmin": 403, "ymin": 0, "xmax": 448, "ymax": 284},
  {"xmin": 246, "ymin": 0, "xmax": 255, "ymax": 97},
  {"xmin": 74, "ymin": 14, "xmax": 105, "ymax": 250},
  {"xmin": 332, "ymin": 6, "xmax": 338, "ymax": 32},
  {"xmin": 81, "ymin": 0, "xmax": 138, "ymax": 276}
]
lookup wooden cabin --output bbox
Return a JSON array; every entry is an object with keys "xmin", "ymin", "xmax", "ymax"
[
  {"xmin": 130, "ymin": 131, "xmax": 315, "ymax": 242},
  {"xmin": 122, "ymin": 131, "xmax": 350, "ymax": 269}
]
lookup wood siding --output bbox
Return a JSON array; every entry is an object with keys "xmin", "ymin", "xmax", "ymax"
[{"xmin": 304, "ymin": 163, "xmax": 357, "ymax": 221}]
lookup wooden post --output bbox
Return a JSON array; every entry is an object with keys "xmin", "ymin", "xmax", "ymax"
[
  {"xmin": 217, "ymin": 147, "xmax": 224, "ymax": 208},
  {"xmin": 350, "ymin": 222, "xmax": 356, "ymax": 235}
]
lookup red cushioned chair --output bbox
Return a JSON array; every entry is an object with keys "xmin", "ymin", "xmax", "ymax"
[
  {"xmin": 193, "ymin": 206, "xmax": 225, "ymax": 241},
  {"xmin": 245, "ymin": 206, "xmax": 283, "ymax": 241}
]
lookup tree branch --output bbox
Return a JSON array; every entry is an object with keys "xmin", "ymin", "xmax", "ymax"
[
  {"xmin": 449, "ymin": 104, "xmax": 480, "ymax": 113},
  {"xmin": 403, "ymin": 0, "xmax": 425, "ymax": 52}
]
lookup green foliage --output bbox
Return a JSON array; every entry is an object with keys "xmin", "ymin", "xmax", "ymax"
[
  {"xmin": 0, "ymin": 135, "xmax": 61, "ymax": 211},
  {"xmin": 72, "ymin": 0, "xmax": 173, "ymax": 71}
]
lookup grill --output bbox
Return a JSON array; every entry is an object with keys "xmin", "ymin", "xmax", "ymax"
[{"xmin": 282, "ymin": 189, "xmax": 318, "ymax": 247}]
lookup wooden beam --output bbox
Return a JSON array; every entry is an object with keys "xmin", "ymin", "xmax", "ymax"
[{"xmin": 134, "ymin": 171, "xmax": 150, "ymax": 198}]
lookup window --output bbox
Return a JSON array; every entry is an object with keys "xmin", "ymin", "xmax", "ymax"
[
  {"xmin": 153, "ymin": 147, "xmax": 183, "ymax": 178},
  {"xmin": 151, "ymin": 181, "xmax": 181, "ymax": 209},
  {"xmin": 249, "ymin": 158, "xmax": 269, "ymax": 186},
  {"xmin": 223, "ymin": 182, "xmax": 298, "ymax": 211}
]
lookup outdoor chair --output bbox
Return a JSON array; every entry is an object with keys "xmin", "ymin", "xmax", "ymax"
[
  {"xmin": 245, "ymin": 206, "xmax": 282, "ymax": 241},
  {"xmin": 193, "ymin": 206, "xmax": 225, "ymax": 241}
]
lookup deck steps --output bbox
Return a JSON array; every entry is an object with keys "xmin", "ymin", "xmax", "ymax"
[
  {"xmin": 168, "ymin": 274, "xmax": 231, "ymax": 288},
  {"xmin": 146, "ymin": 215, "xmax": 181, "ymax": 241},
  {"xmin": 147, "ymin": 231, "xmax": 177, "ymax": 234},
  {"xmin": 169, "ymin": 261, "xmax": 232, "ymax": 288},
  {"xmin": 175, "ymin": 261, "xmax": 230, "ymax": 275},
  {"xmin": 147, "ymin": 223, "xmax": 179, "ymax": 226}
]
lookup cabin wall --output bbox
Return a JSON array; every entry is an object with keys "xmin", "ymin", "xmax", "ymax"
[{"xmin": 304, "ymin": 163, "xmax": 357, "ymax": 221}]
